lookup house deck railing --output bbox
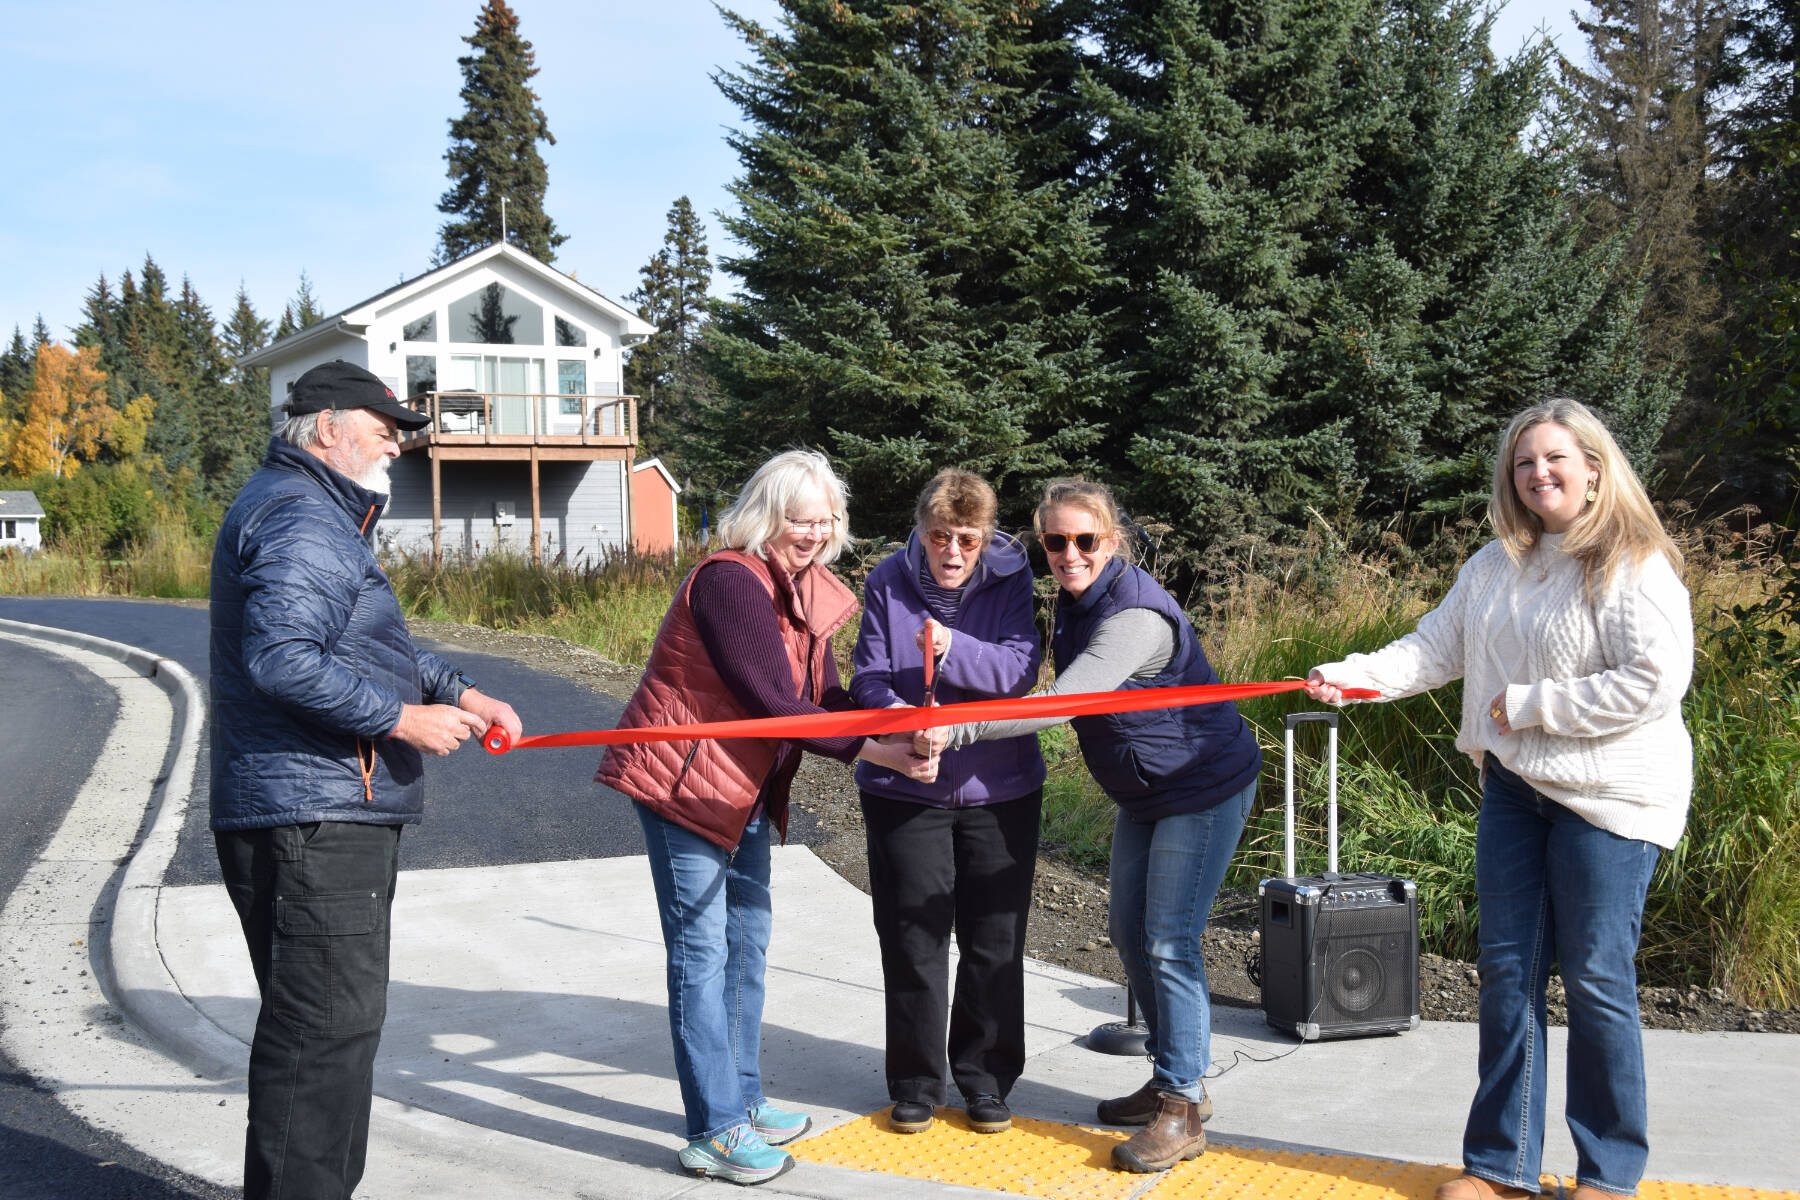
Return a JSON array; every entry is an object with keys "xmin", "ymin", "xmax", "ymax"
[{"xmin": 400, "ymin": 391, "xmax": 637, "ymax": 445}]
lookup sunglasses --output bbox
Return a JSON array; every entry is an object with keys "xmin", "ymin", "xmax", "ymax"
[
  {"xmin": 1040, "ymin": 531, "xmax": 1105, "ymax": 553},
  {"xmin": 926, "ymin": 529, "xmax": 983, "ymax": 553}
]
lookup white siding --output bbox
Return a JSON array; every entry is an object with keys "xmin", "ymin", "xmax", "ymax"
[
  {"xmin": 375, "ymin": 454, "xmax": 627, "ymax": 565},
  {"xmin": 1, "ymin": 518, "xmax": 42, "ymax": 551},
  {"xmin": 266, "ymin": 333, "xmax": 367, "ymax": 425}
]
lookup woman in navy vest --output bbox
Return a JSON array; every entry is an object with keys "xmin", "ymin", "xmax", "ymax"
[{"xmin": 935, "ymin": 478, "xmax": 1262, "ymax": 1174}]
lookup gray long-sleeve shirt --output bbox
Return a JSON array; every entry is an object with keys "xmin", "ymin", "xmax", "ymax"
[{"xmin": 944, "ymin": 607, "xmax": 1176, "ymax": 748}]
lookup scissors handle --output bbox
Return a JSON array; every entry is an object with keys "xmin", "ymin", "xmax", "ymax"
[{"xmin": 921, "ymin": 618, "xmax": 938, "ymax": 708}]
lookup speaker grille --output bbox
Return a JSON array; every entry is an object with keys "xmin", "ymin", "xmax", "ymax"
[
  {"xmin": 1315, "ymin": 918, "xmax": 1414, "ymax": 1026},
  {"xmin": 1329, "ymin": 944, "xmax": 1387, "ymax": 1013}
]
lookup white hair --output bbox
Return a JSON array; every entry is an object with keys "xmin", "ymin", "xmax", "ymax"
[
  {"xmin": 278, "ymin": 411, "xmax": 326, "ymax": 449},
  {"xmin": 715, "ymin": 449, "xmax": 852, "ymax": 565}
]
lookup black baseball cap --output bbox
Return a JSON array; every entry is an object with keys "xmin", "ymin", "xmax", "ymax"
[{"xmin": 284, "ymin": 360, "xmax": 431, "ymax": 430}]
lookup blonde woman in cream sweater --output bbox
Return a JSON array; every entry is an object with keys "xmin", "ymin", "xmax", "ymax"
[{"xmin": 1307, "ymin": 399, "xmax": 1692, "ymax": 1200}]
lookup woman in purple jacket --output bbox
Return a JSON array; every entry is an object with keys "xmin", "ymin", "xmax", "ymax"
[{"xmin": 851, "ymin": 468, "xmax": 1047, "ymax": 1136}]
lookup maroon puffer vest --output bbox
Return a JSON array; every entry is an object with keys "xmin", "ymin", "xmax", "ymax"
[{"xmin": 595, "ymin": 549, "xmax": 858, "ymax": 849}]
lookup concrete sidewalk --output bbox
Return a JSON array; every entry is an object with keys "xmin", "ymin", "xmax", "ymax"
[{"xmin": 8, "ymin": 617, "xmax": 1798, "ymax": 1199}]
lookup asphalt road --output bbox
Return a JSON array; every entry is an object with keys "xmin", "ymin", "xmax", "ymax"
[
  {"xmin": 0, "ymin": 634, "xmax": 234, "ymax": 1199},
  {"xmin": 0, "ymin": 596, "xmax": 666, "ymax": 887}
]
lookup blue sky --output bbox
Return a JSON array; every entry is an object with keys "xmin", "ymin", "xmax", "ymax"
[{"xmin": 1, "ymin": 0, "xmax": 1582, "ymax": 350}]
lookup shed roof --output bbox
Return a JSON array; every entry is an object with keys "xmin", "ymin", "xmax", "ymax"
[{"xmin": 0, "ymin": 491, "xmax": 45, "ymax": 518}]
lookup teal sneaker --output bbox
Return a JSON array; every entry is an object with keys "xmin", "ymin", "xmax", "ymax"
[
  {"xmin": 749, "ymin": 1101, "xmax": 812, "ymax": 1147},
  {"xmin": 677, "ymin": 1124, "xmax": 795, "ymax": 1186}
]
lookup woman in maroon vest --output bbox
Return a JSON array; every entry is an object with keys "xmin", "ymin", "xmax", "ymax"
[{"xmin": 597, "ymin": 449, "xmax": 934, "ymax": 1186}]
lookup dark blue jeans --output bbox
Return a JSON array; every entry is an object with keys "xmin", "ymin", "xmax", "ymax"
[
  {"xmin": 1107, "ymin": 780, "xmax": 1255, "ymax": 1100},
  {"xmin": 217, "ymin": 820, "xmax": 401, "ymax": 1200},
  {"xmin": 1465, "ymin": 759, "xmax": 1660, "ymax": 1196}
]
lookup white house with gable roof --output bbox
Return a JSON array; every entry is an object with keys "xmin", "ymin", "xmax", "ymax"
[
  {"xmin": 241, "ymin": 242, "xmax": 661, "ymax": 564},
  {"xmin": 0, "ymin": 491, "xmax": 44, "ymax": 553}
]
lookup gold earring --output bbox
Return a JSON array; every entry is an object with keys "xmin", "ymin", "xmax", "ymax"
[{"xmin": 1585, "ymin": 483, "xmax": 1598, "ymax": 503}]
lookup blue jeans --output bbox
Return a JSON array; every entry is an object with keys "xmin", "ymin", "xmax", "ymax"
[
  {"xmin": 1465, "ymin": 759, "xmax": 1661, "ymax": 1195},
  {"xmin": 636, "ymin": 803, "xmax": 775, "ymax": 1141},
  {"xmin": 1107, "ymin": 781, "xmax": 1255, "ymax": 1100}
]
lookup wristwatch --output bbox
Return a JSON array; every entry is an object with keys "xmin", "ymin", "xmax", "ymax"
[{"xmin": 454, "ymin": 671, "xmax": 477, "ymax": 697}]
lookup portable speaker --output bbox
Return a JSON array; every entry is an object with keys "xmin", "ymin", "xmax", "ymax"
[
  {"xmin": 1259, "ymin": 712, "xmax": 1421, "ymax": 1041},
  {"xmin": 1259, "ymin": 871, "xmax": 1420, "ymax": 1039}
]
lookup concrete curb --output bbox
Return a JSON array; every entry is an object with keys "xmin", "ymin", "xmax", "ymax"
[{"xmin": 0, "ymin": 617, "xmax": 245, "ymax": 1080}]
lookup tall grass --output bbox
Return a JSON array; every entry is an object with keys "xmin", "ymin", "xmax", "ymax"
[
  {"xmin": 383, "ymin": 546, "xmax": 697, "ymax": 667},
  {"xmin": 0, "ymin": 523, "xmax": 211, "ymax": 598}
]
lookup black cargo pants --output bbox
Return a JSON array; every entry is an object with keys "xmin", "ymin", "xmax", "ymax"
[{"xmin": 216, "ymin": 819, "xmax": 402, "ymax": 1200}]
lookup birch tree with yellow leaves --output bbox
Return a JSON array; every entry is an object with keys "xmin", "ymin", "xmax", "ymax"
[{"xmin": 10, "ymin": 343, "xmax": 115, "ymax": 478}]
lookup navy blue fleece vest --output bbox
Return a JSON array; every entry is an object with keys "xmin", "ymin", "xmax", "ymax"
[{"xmin": 1051, "ymin": 558, "xmax": 1262, "ymax": 821}]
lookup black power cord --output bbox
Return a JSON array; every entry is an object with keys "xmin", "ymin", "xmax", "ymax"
[{"xmin": 1204, "ymin": 880, "xmax": 1337, "ymax": 1082}]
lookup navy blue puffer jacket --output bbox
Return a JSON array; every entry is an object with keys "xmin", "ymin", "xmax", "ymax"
[{"xmin": 209, "ymin": 438, "xmax": 464, "ymax": 831}]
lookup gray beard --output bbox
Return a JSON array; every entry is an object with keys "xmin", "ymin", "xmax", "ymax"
[{"xmin": 357, "ymin": 456, "xmax": 392, "ymax": 494}]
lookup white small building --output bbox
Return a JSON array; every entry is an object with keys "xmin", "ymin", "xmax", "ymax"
[
  {"xmin": 0, "ymin": 491, "xmax": 44, "ymax": 553},
  {"xmin": 241, "ymin": 242, "xmax": 657, "ymax": 564}
]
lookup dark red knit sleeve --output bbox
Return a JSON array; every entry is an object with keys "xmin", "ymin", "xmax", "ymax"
[{"xmin": 689, "ymin": 560, "xmax": 863, "ymax": 763}]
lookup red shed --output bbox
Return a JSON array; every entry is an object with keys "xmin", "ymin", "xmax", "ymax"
[{"xmin": 631, "ymin": 458, "xmax": 682, "ymax": 556}]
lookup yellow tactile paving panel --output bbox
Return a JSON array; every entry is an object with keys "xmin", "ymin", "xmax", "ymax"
[{"xmin": 789, "ymin": 1108, "xmax": 1800, "ymax": 1200}]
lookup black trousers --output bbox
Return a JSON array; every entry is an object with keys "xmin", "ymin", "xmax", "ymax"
[
  {"xmin": 860, "ymin": 788, "xmax": 1042, "ymax": 1105},
  {"xmin": 216, "ymin": 820, "xmax": 402, "ymax": 1200}
]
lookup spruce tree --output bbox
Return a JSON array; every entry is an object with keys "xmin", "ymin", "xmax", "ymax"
[
  {"xmin": 625, "ymin": 246, "xmax": 678, "ymax": 432},
  {"xmin": 1079, "ymin": 0, "xmax": 1674, "ymax": 563},
  {"xmin": 701, "ymin": 0, "xmax": 1112, "ymax": 533},
  {"xmin": 172, "ymin": 277, "xmax": 246, "ymax": 500},
  {"xmin": 1563, "ymin": 0, "xmax": 1733, "ymax": 385},
  {"xmin": 220, "ymin": 285, "xmax": 274, "ymax": 491},
  {"xmin": 124, "ymin": 257, "xmax": 199, "ymax": 478},
  {"xmin": 626, "ymin": 196, "xmax": 715, "ymax": 444},
  {"xmin": 273, "ymin": 271, "xmax": 326, "ymax": 341},
  {"xmin": 1709, "ymin": 0, "xmax": 1799, "ymax": 510},
  {"xmin": 0, "ymin": 327, "xmax": 31, "ymax": 424},
  {"xmin": 436, "ymin": 0, "xmax": 566, "ymax": 264}
]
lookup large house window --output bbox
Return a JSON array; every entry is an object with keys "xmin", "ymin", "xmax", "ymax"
[
  {"xmin": 448, "ymin": 283, "xmax": 544, "ymax": 345},
  {"xmin": 406, "ymin": 355, "xmax": 438, "ymax": 399},
  {"xmin": 555, "ymin": 316, "xmax": 586, "ymax": 347},
  {"xmin": 403, "ymin": 312, "xmax": 437, "ymax": 342},
  {"xmin": 2, "ymin": 520, "xmax": 14, "ymax": 539},
  {"xmin": 558, "ymin": 360, "xmax": 586, "ymax": 415}
]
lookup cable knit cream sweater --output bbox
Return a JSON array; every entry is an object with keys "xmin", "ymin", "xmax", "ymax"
[{"xmin": 1312, "ymin": 534, "xmax": 1694, "ymax": 849}]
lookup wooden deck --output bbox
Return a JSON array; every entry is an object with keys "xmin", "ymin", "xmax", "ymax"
[{"xmin": 397, "ymin": 392, "xmax": 640, "ymax": 562}]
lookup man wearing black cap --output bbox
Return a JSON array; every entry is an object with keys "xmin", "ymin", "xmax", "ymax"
[{"xmin": 208, "ymin": 359, "xmax": 522, "ymax": 1199}]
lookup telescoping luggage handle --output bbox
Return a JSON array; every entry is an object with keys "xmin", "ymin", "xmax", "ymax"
[{"xmin": 1282, "ymin": 711, "xmax": 1339, "ymax": 879}]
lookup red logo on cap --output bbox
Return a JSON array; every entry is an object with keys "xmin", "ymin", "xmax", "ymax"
[{"xmin": 384, "ymin": 388, "xmax": 395, "ymax": 399}]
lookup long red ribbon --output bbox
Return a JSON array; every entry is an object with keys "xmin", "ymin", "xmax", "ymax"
[{"xmin": 481, "ymin": 680, "xmax": 1375, "ymax": 754}]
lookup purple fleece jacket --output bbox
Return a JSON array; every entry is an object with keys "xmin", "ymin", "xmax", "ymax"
[{"xmin": 851, "ymin": 530, "xmax": 1046, "ymax": 807}]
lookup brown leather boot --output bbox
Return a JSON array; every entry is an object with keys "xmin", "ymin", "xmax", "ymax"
[
  {"xmin": 1097, "ymin": 1078, "xmax": 1214, "ymax": 1125},
  {"xmin": 1110, "ymin": 1092, "xmax": 1205, "ymax": 1173},
  {"xmin": 1432, "ymin": 1175, "xmax": 1538, "ymax": 1200}
]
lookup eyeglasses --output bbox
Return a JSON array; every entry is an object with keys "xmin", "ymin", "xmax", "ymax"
[
  {"xmin": 1040, "ymin": 531, "xmax": 1104, "ymax": 553},
  {"xmin": 783, "ymin": 516, "xmax": 837, "ymax": 535},
  {"xmin": 925, "ymin": 529, "xmax": 983, "ymax": 553}
]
